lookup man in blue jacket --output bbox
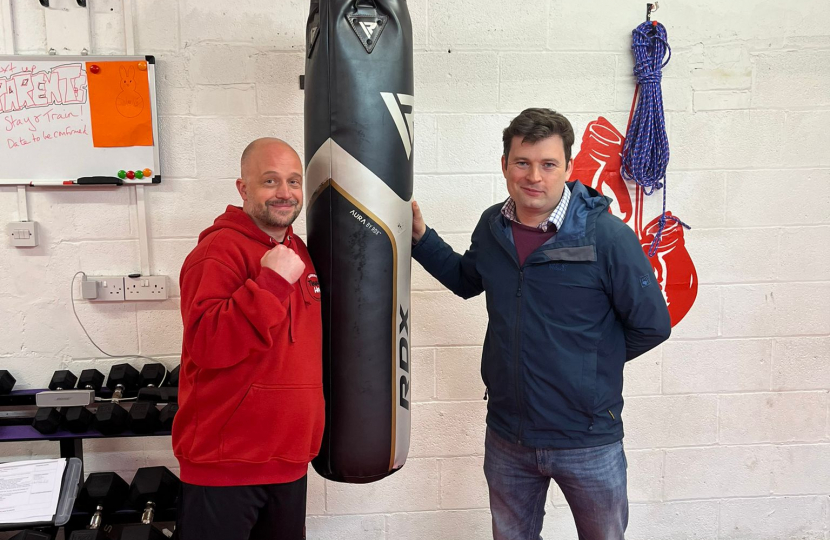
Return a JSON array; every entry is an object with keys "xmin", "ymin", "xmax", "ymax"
[{"xmin": 411, "ymin": 108, "xmax": 671, "ymax": 540}]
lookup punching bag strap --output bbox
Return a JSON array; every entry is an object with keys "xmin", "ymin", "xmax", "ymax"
[
  {"xmin": 307, "ymin": 2, "xmax": 320, "ymax": 58},
  {"xmin": 347, "ymin": 0, "xmax": 388, "ymax": 54}
]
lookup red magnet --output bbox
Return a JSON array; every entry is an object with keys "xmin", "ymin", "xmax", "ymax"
[
  {"xmin": 126, "ymin": 170, "xmax": 135, "ymax": 179},
  {"xmin": 89, "ymin": 64, "xmax": 101, "ymax": 74}
]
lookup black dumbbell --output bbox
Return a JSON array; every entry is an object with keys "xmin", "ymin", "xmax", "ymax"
[
  {"xmin": 105, "ymin": 364, "xmax": 140, "ymax": 397},
  {"xmin": 77, "ymin": 369, "xmax": 106, "ymax": 392},
  {"xmin": 95, "ymin": 364, "xmax": 139, "ymax": 435},
  {"xmin": 159, "ymin": 403, "xmax": 178, "ymax": 431},
  {"xmin": 49, "ymin": 370, "xmax": 78, "ymax": 391},
  {"xmin": 120, "ymin": 467, "xmax": 180, "ymax": 540},
  {"xmin": 1, "ymin": 370, "xmax": 17, "ymax": 394},
  {"xmin": 64, "ymin": 406, "xmax": 95, "ymax": 433},
  {"xmin": 138, "ymin": 363, "xmax": 167, "ymax": 388},
  {"xmin": 129, "ymin": 402, "xmax": 160, "ymax": 434},
  {"xmin": 31, "ymin": 407, "xmax": 63, "ymax": 434},
  {"xmin": 163, "ymin": 365, "xmax": 179, "ymax": 387},
  {"xmin": 130, "ymin": 363, "xmax": 169, "ymax": 432},
  {"xmin": 10, "ymin": 531, "xmax": 53, "ymax": 540},
  {"xmin": 32, "ymin": 371, "xmax": 79, "ymax": 434},
  {"xmin": 137, "ymin": 386, "xmax": 178, "ymax": 404},
  {"xmin": 69, "ymin": 472, "xmax": 129, "ymax": 540},
  {"xmin": 62, "ymin": 369, "xmax": 106, "ymax": 434}
]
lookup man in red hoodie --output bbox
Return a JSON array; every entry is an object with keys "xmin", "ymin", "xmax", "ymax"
[{"xmin": 173, "ymin": 138, "xmax": 324, "ymax": 540}]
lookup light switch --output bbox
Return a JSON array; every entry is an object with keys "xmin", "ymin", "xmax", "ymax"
[{"xmin": 7, "ymin": 222, "xmax": 38, "ymax": 247}]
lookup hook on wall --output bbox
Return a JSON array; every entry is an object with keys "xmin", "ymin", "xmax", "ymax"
[
  {"xmin": 646, "ymin": 2, "xmax": 659, "ymax": 21},
  {"xmin": 38, "ymin": 0, "xmax": 88, "ymax": 8}
]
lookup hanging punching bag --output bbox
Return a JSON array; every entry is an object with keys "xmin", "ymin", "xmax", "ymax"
[{"xmin": 304, "ymin": 0, "xmax": 413, "ymax": 484}]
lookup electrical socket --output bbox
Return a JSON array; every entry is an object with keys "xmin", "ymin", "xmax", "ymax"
[
  {"xmin": 91, "ymin": 277, "xmax": 125, "ymax": 302},
  {"xmin": 124, "ymin": 276, "xmax": 168, "ymax": 301}
]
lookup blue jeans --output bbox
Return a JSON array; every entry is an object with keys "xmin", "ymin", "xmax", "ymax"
[{"xmin": 484, "ymin": 428, "xmax": 628, "ymax": 540}]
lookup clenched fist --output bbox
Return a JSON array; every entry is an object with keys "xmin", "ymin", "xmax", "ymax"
[{"xmin": 261, "ymin": 245, "xmax": 305, "ymax": 284}]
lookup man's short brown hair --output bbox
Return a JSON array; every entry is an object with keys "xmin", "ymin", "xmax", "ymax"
[{"xmin": 502, "ymin": 108, "xmax": 575, "ymax": 165}]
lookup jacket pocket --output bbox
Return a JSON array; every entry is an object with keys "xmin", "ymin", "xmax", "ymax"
[
  {"xmin": 580, "ymin": 351, "xmax": 598, "ymax": 416},
  {"xmin": 220, "ymin": 384, "xmax": 325, "ymax": 464}
]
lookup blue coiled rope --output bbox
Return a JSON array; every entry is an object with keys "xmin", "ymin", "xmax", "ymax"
[{"xmin": 621, "ymin": 20, "xmax": 690, "ymax": 256}]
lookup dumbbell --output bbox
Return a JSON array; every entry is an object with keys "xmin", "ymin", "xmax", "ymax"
[
  {"xmin": 31, "ymin": 370, "xmax": 79, "ymax": 434},
  {"xmin": 163, "ymin": 365, "xmax": 179, "ymax": 387},
  {"xmin": 69, "ymin": 472, "xmax": 129, "ymax": 540},
  {"xmin": 129, "ymin": 402, "xmax": 160, "ymax": 434},
  {"xmin": 133, "ymin": 384, "xmax": 178, "ymax": 433},
  {"xmin": 78, "ymin": 369, "xmax": 106, "ymax": 393},
  {"xmin": 128, "ymin": 364, "xmax": 175, "ymax": 433},
  {"xmin": 120, "ymin": 467, "xmax": 180, "ymax": 540},
  {"xmin": 159, "ymin": 403, "xmax": 178, "ymax": 431},
  {"xmin": 138, "ymin": 363, "xmax": 167, "ymax": 388},
  {"xmin": 63, "ymin": 369, "xmax": 106, "ymax": 434},
  {"xmin": 0, "ymin": 370, "xmax": 16, "ymax": 394},
  {"xmin": 10, "ymin": 531, "xmax": 53, "ymax": 540},
  {"xmin": 95, "ymin": 364, "xmax": 139, "ymax": 435}
]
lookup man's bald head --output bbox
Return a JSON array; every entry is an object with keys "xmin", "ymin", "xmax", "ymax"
[
  {"xmin": 240, "ymin": 138, "xmax": 301, "ymax": 180},
  {"xmin": 236, "ymin": 138, "xmax": 304, "ymax": 237}
]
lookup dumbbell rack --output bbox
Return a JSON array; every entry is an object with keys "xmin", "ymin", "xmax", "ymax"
[
  {"xmin": 0, "ymin": 388, "xmax": 176, "ymax": 536},
  {"xmin": 0, "ymin": 388, "xmax": 172, "ymax": 462}
]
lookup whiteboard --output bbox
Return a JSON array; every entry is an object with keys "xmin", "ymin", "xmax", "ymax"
[{"xmin": 0, "ymin": 55, "xmax": 161, "ymax": 186}]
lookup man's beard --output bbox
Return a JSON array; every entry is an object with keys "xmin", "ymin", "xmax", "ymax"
[{"xmin": 252, "ymin": 198, "xmax": 302, "ymax": 228}]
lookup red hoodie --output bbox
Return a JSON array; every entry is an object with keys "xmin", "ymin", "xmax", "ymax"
[{"xmin": 172, "ymin": 205, "xmax": 324, "ymax": 487}]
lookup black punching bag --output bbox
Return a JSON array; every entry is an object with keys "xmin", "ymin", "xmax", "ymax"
[{"xmin": 305, "ymin": 0, "xmax": 413, "ymax": 483}]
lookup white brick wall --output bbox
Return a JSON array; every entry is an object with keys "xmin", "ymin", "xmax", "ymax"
[{"xmin": 0, "ymin": 1, "xmax": 828, "ymax": 538}]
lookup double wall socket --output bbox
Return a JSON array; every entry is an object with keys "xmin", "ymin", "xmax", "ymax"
[
  {"xmin": 88, "ymin": 277, "xmax": 125, "ymax": 301},
  {"xmin": 84, "ymin": 275, "xmax": 168, "ymax": 302},
  {"xmin": 125, "ymin": 276, "xmax": 168, "ymax": 300}
]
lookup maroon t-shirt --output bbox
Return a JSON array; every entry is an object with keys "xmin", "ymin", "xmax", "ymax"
[{"xmin": 511, "ymin": 221, "xmax": 556, "ymax": 266}]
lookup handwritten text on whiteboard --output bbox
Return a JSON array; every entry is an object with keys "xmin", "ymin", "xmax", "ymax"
[{"xmin": 0, "ymin": 62, "xmax": 88, "ymax": 113}]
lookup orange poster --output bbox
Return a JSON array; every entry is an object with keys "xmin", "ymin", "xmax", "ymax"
[{"xmin": 86, "ymin": 60, "xmax": 153, "ymax": 147}]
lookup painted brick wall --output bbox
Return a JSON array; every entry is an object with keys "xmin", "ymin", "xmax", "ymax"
[{"xmin": 1, "ymin": 1, "xmax": 828, "ymax": 538}]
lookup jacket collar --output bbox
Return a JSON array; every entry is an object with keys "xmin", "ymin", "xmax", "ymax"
[{"xmin": 489, "ymin": 181, "xmax": 611, "ymax": 264}]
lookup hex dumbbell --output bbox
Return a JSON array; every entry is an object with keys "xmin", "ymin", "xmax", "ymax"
[
  {"xmin": 69, "ymin": 472, "xmax": 129, "ymax": 540},
  {"xmin": 94, "ymin": 364, "xmax": 139, "ymax": 435},
  {"xmin": 10, "ymin": 530, "xmax": 53, "ymax": 540},
  {"xmin": 120, "ymin": 467, "xmax": 180, "ymax": 540},
  {"xmin": 0, "ymin": 370, "xmax": 16, "ymax": 394},
  {"xmin": 163, "ymin": 365, "xmax": 179, "ymax": 388},
  {"xmin": 32, "ymin": 371, "xmax": 79, "ymax": 434},
  {"xmin": 63, "ymin": 369, "xmax": 106, "ymax": 434}
]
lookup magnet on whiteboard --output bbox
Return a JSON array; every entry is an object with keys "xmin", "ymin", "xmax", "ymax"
[{"xmin": 137, "ymin": 62, "xmax": 147, "ymax": 71}]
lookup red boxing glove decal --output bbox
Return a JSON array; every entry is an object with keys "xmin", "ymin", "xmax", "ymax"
[
  {"xmin": 572, "ymin": 117, "xmax": 634, "ymax": 223},
  {"xmin": 639, "ymin": 212, "xmax": 698, "ymax": 326}
]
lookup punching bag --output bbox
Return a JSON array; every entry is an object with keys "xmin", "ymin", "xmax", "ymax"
[{"xmin": 304, "ymin": 0, "xmax": 413, "ymax": 483}]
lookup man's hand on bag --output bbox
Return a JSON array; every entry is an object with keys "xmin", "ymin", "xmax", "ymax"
[
  {"xmin": 412, "ymin": 201, "xmax": 427, "ymax": 244},
  {"xmin": 261, "ymin": 245, "xmax": 305, "ymax": 284}
]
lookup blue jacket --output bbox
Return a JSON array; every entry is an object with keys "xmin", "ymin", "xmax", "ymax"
[{"xmin": 412, "ymin": 181, "xmax": 671, "ymax": 448}]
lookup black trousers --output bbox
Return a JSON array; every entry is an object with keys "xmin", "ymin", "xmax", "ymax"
[{"xmin": 175, "ymin": 475, "xmax": 307, "ymax": 540}]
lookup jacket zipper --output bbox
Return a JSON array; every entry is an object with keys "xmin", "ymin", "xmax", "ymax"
[{"xmin": 514, "ymin": 268, "xmax": 525, "ymax": 445}]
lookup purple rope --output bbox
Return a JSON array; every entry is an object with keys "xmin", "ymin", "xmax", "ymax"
[{"xmin": 622, "ymin": 21, "xmax": 690, "ymax": 256}]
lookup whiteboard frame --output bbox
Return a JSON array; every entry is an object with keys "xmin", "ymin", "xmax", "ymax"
[{"xmin": 0, "ymin": 54, "xmax": 161, "ymax": 187}]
